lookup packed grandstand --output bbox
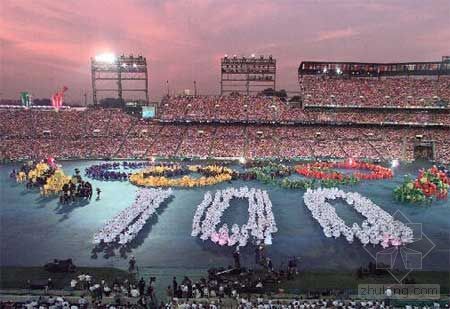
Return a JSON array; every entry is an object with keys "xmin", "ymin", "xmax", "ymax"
[{"xmin": 1, "ymin": 64, "xmax": 449, "ymax": 164}]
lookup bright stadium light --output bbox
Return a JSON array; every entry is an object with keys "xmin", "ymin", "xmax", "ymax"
[
  {"xmin": 323, "ymin": 67, "xmax": 328, "ymax": 73},
  {"xmin": 95, "ymin": 53, "xmax": 116, "ymax": 63},
  {"xmin": 251, "ymin": 53, "xmax": 256, "ymax": 58},
  {"xmin": 336, "ymin": 67, "xmax": 342, "ymax": 74},
  {"xmin": 133, "ymin": 63, "xmax": 137, "ymax": 68},
  {"xmin": 122, "ymin": 63, "xmax": 127, "ymax": 68}
]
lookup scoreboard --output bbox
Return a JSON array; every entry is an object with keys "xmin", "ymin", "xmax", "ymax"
[{"xmin": 142, "ymin": 105, "xmax": 156, "ymax": 119}]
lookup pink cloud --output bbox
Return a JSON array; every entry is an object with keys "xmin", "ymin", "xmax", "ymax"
[
  {"xmin": 315, "ymin": 28, "xmax": 359, "ymax": 42},
  {"xmin": 1, "ymin": 0, "xmax": 449, "ymax": 102}
]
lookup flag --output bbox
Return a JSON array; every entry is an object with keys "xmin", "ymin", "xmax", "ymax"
[
  {"xmin": 52, "ymin": 93, "xmax": 62, "ymax": 109},
  {"xmin": 52, "ymin": 86, "xmax": 68, "ymax": 110},
  {"xmin": 20, "ymin": 92, "xmax": 31, "ymax": 107}
]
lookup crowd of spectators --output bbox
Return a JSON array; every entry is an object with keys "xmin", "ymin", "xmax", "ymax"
[
  {"xmin": 159, "ymin": 88, "xmax": 450, "ymax": 125},
  {"xmin": 169, "ymin": 298, "xmax": 448, "ymax": 309},
  {"xmin": 178, "ymin": 126, "xmax": 216, "ymax": 157},
  {"xmin": 1, "ymin": 97, "xmax": 449, "ymax": 163},
  {"xmin": 2, "ymin": 296, "xmax": 447, "ymax": 309},
  {"xmin": 300, "ymin": 76, "xmax": 450, "ymax": 108},
  {"xmin": 147, "ymin": 125, "xmax": 184, "ymax": 157},
  {"xmin": 297, "ymin": 110, "xmax": 450, "ymax": 125},
  {"xmin": 0, "ymin": 108, "xmax": 136, "ymax": 140},
  {"xmin": 159, "ymin": 95, "xmax": 301, "ymax": 123},
  {"xmin": 246, "ymin": 127, "xmax": 277, "ymax": 158},
  {"xmin": 210, "ymin": 126, "xmax": 246, "ymax": 158}
]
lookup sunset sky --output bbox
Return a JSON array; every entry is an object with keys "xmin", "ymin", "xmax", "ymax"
[{"xmin": 1, "ymin": 0, "xmax": 449, "ymax": 103}]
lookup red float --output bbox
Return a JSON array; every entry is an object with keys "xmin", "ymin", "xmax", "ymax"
[{"xmin": 295, "ymin": 160, "xmax": 393, "ymax": 181}]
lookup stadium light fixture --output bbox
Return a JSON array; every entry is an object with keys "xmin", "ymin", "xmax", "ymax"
[
  {"xmin": 336, "ymin": 67, "xmax": 342, "ymax": 74},
  {"xmin": 133, "ymin": 63, "xmax": 137, "ymax": 68},
  {"xmin": 251, "ymin": 53, "xmax": 256, "ymax": 58},
  {"xmin": 94, "ymin": 53, "xmax": 116, "ymax": 63}
]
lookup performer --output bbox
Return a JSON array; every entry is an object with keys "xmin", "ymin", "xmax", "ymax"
[
  {"xmin": 96, "ymin": 188, "xmax": 101, "ymax": 200},
  {"xmin": 129, "ymin": 256, "xmax": 136, "ymax": 271},
  {"xmin": 233, "ymin": 247, "xmax": 241, "ymax": 269}
]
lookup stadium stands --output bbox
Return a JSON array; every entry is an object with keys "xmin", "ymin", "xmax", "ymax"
[
  {"xmin": 300, "ymin": 76, "xmax": 450, "ymax": 108},
  {"xmin": 1, "ymin": 80, "xmax": 449, "ymax": 164},
  {"xmin": 0, "ymin": 109, "xmax": 449, "ymax": 163}
]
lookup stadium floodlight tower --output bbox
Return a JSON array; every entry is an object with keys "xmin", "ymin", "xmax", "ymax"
[
  {"xmin": 220, "ymin": 54, "xmax": 276, "ymax": 95},
  {"xmin": 91, "ymin": 53, "xmax": 149, "ymax": 105}
]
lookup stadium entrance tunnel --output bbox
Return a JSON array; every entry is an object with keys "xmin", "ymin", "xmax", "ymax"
[{"xmin": 414, "ymin": 141, "xmax": 434, "ymax": 161}]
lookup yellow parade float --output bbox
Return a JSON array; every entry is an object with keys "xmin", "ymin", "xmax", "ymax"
[
  {"xmin": 129, "ymin": 164, "xmax": 234, "ymax": 188},
  {"xmin": 21, "ymin": 162, "xmax": 51, "ymax": 184},
  {"xmin": 41, "ymin": 169, "xmax": 73, "ymax": 196},
  {"xmin": 16, "ymin": 170, "xmax": 27, "ymax": 183}
]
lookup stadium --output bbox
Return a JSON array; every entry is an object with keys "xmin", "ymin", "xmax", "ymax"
[
  {"xmin": 2, "ymin": 56, "xmax": 450, "ymax": 162},
  {"xmin": 1, "ymin": 2, "xmax": 450, "ymax": 308}
]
